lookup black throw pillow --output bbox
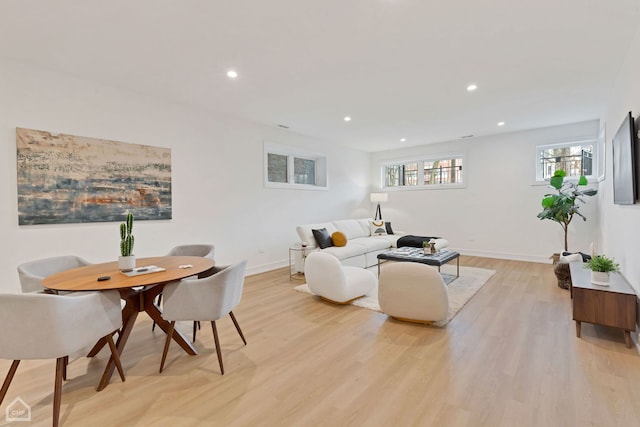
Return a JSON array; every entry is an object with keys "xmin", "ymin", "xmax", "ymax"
[
  {"xmin": 385, "ymin": 222, "xmax": 394, "ymax": 235},
  {"xmin": 312, "ymin": 228, "xmax": 334, "ymax": 249}
]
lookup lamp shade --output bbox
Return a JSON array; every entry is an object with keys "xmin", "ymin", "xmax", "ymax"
[{"xmin": 370, "ymin": 192, "xmax": 388, "ymax": 203}]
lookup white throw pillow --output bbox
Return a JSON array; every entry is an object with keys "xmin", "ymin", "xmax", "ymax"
[{"xmin": 369, "ymin": 219, "xmax": 387, "ymax": 236}]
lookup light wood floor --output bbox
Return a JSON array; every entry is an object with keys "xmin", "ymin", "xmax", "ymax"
[{"xmin": 1, "ymin": 256, "xmax": 639, "ymax": 427}]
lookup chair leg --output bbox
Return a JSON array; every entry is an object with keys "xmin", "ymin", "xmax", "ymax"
[
  {"xmin": 54, "ymin": 357, "xmax": 65, "ymax": 427},
  {"xmin": 106, "ymin": 333, "xmax": 126, "ymax": 383},
  {"xmin": 152, "ymin": 293, "xmax": 163, "ymax": 331},
  {"xmin": 192, "ymin": 321, "xmax": 201, "ymax": 342},
  {"xmin": 62, "ymin": 356, "xmax": 68, "ymax": 381},
  {"xmin": 159, "ymin": 321, "xmax": 175, "ymax": 373},
  {"xmin": 0, "ymin": 360, "xmax": 20, "ymax": 405},
  {"xmin": 229, "ymin": 311, "xmax": 247, "ymax": 345},
  {"xmin": 210, "ymin": 321, "xmax": 224, "ymax": 375}
]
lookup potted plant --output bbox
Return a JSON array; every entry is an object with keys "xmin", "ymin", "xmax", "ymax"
[
  {"xmin": 585, "ymin": 255, "xmax": 619, "ymax": 286},
  {"xmin": 118, "ymin": 212, "xmax": 135, "ymax": 271},
  {"xmin": 537, "ymin": 170, "xmax": 597, "ymax": 289},
  {"xmin": 537, "ymin": 170, "xmax": 597, "ymax": 252}
]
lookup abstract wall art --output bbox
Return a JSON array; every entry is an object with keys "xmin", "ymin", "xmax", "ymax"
[{"xmin": 16, "ymin": 128, "xmax": 172, "ymax": 225}]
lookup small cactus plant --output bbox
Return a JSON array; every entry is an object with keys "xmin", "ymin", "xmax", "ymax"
[{"xmin": 120, "ymin": 212, "xmax": 135, "ymax": 257}]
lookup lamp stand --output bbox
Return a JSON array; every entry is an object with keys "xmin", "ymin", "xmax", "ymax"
[{"xmin": 374, "ymin": 204, "xmax": 382, "ymax": 221}]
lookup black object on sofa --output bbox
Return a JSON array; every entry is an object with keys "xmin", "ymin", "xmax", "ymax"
[{"xmin": 397, "ymin": 235, "xmax": 442, "ymax": 248}]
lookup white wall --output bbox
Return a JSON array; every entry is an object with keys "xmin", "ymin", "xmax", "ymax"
[
  {"xmin": 370, "ymin": 121, "xmax": 600, "ymax": 263},
  {"xmin": 600, "ymin": 25, "xmax": 640, "ymax": 295},
  {"xmin": 0, "ymin": 59, "xmax": 370, "ymax": 293}
]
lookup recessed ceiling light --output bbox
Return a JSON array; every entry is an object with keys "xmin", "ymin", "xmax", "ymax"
[
  {"xmin": 400, "ymin": 138, "xmax": 406, "ymax": 142},
  {"xmin": 497, "ymin": 121, "xmax": 505, "ymax": 126},
  {"xmin": 344, "ymin": 116, "xmax": 352, "ymax": 122},
  {"xmin": 466, "ymin": 84, "xmax": 477, "ymax": 92},
  {"xmin": 226, "ymin": 70, "xmax": 238, "ymax": 79}
]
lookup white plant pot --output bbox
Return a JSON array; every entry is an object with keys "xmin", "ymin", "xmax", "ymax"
[
  {"xmin": 591, "ymin": 271, "xmax": 610, "ymax": 286},
  {"xmin": 118, "ymin": 255, "xmax": 136, "ymax": 272}
]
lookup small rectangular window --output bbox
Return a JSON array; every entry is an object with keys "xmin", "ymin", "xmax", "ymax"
[
  {"xmin": 264, "ymin": 142, "xmax": 327, "ymax": 190},
  {"xmin": 294, "ymin": 157, "xmax": 316, "ymax": 185},
  {"xmin": 267, "ymin": 153, "xmax": 288, "ymax": 183},
  {"xmin": 382, "ymin": 155, "xmax": 464, "ymax": 189},
  {"xmin": 536, "ymin": 141, "xmax": 595, "ymax": 181}
]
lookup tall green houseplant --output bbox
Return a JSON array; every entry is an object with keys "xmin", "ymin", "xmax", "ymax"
[{"xmin": 537, "ymin": 170, "xmax": 597, "ymax": 252}]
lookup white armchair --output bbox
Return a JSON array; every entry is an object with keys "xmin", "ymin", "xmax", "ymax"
[
  {"xmin": 154, "ymin": 244, "xmax": 216, "ymax": 339},
  {"xmin": 304, "ymin": 251, "xmax": 377, "ymax": 304},
  {"xmin": 378, "ymin": 262, "xmax": 449, "ymax": 323},
  {"xmin": 159, "ymin": 260, "xmax": 247, "ymax": 375},
  {"xmin": 17, "ymin": 255, "xmax": 92, "ymax": 293},
  {"xmin": 0, "ymin": 291, "xmax": 125, "ymax": 427}
]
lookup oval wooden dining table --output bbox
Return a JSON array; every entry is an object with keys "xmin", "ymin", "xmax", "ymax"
[{"xmin": 42, "ymin": 256, "xmax": 215, "ymax": 391}]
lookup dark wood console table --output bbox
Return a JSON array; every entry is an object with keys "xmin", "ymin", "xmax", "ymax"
[{"xmin": 569, "ymin": 262, "xmax": 637, "ymax": 348}]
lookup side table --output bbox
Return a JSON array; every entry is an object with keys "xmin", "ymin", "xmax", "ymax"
[
  {"xmin": 289, "ymin": 245, "xmax": 312, "ymax": 281},
  {"xmin": 569, "ymin": 262, "xmax": 637, "ymax": 348}
]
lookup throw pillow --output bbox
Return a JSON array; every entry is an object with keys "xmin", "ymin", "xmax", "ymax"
[
  {"xmin": 312, "ymin": 228, "xmax": 334, "ymax": 249},
  {"xmin": 331, "ymin": 231, "xmax": 348, "ymax": 247},
  {"xmin": 385, "ymin": 222, "xmax": 394, "ymax": 235},
  {"xmin": 369, "ymin": 220, "xmax": 387, "ymax": 236}
]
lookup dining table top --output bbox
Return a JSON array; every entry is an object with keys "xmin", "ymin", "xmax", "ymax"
[{"xmin": 42, "ymin": 256, "xmax": 215, "ymax": 291}]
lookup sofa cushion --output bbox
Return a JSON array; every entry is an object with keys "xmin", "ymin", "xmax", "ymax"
[
  {"xmin": 357, "ymin": 219, "xmax": 372, "ymax": 237},
  {"xmin": 350, "ymin": 237, "xmax": 392, "ymax": 252},
  {"xmin": 296, "ymin": 222, "xmax": 337, "ymax": 248},
  {"xmin": 312, "ymin": 228, "xmax": 334, "ymax": 249},
  {"xmin": 331, "ymin": 231, "xmax": 348, "ymax": 247},
  {"xmin": 333, "ymin": 219, "xmax": 369, "ymax": 239},
  {"xmin": 385, "ymin": 222, "xmax": 394, "ymax": 235},
  {"xmin": 373, "ymin": 234, "xmax": 402, "ymax": 248},
  {"xmin": 322, "ymin": 243, "xmax": 368, "ymax": 260}
]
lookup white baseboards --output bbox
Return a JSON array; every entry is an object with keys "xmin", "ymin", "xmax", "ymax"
[
  {"xmin": 453, "ymin": 248, "xmax": 552, "ymax": 264},
  {"xmin": 246, "ymin": 259, "xmax": 288, "ymax": 276}
]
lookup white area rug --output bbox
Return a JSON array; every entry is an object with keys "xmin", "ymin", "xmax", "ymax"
[{"xmin": 294, "ymin": 265, "xmax": 496, "ymax": 327}]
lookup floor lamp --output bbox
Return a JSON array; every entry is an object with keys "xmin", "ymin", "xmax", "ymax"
[{"xmin": 370, "ymin": 192, "xmax": 388, "ymax": 221}]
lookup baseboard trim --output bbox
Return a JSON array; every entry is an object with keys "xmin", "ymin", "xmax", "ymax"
[
  {"xmin": 246, "ymin": 260, "xmax": 288, "ymax": 276},
  {"xmin": 452, "ymin": 248, "xmax": 552, "ymax": 264}
]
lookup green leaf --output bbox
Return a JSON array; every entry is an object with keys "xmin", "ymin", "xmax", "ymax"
[
  {"xmin": 549, "ymin": 175, "xmax": 564, "ymax": 190},
  {"xmin": 578, "ymin": 175, "xmax": 588, "ymax": 186},
  {"xmin": 541, "ymin": 196, "xmax": 555, "ymax": 208},
  {"xmin": 553, "ymin": 169, "xmax": 567, "ymax": 178}
]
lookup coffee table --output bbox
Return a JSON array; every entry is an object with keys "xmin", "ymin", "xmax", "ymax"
[{"xmin": 377, "ymin": 248, "xmax": 460, "ymax": 280}]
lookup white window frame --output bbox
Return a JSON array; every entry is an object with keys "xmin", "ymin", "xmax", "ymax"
[
  {"xmin": 535, "ymin": 139, "xmax": 598, "ymax": 183},
  {"xmin": 264, "ymin": 142, "xmax": 328, "ymax": 190},
  {"xmin": 380, "ymin": 152, "xmax": 467, "ymax": 191}
]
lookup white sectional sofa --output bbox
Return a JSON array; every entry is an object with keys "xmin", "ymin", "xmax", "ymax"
[{"xmin": 295, "ymin": 218, "xmax": 402, "ymax": 269}]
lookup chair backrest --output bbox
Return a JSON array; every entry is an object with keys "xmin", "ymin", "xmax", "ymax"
[
  {"xmin": 304, "ymin": 252, "xmax": 347, "ymax": 295},
  {"xmin": 378, "ymin": 262, "xmax": 449, "ymax": 321},
  {"xmin": 161, "ymin": 260, "xmax": 247, "ymax": 322},
  {"xmin": 166, "ymin": 244, "xmax": 215, "ymax": 259},
  {"xmin": 17, "ymin": 255, "xmax": 92, "ymax": 293},
  {"xmin": 0, "ymin": 291, "xmax": 122, "ymax": 360}
]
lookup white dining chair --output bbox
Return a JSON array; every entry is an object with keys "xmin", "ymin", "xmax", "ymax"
[
  {"xmin": 153, "ymin": 244, "xmax": 216, "ymax": 340},
  {"xmin": 0, "ymin": 291, "xmax": 125, "ymax": 427},
  {"xmin": 159, "ymin": 260, "xmax": 247, "ymax": 375},
  {"xmin": 17, "ymin": 255, "xmax": 92, "ymax": 293}
]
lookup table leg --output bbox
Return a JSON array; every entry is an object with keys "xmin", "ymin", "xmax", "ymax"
[
  {"xmin": 97, "ymin": 292, "xmax": 139, "ymax": 391},
  {"xmin": 624, "ymin": 330, "xmax": 632, "ymax": 348},
  {"xmin": 575, "ymin": 321, "xmax": 581, "ymax": 338},
  {"xmin": 456, "ymin": 256, "xmax": 459, "ymax": 278}
]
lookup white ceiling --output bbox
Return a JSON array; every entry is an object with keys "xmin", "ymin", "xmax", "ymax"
[{"xmin": 1, "ymin": 0, "xmax": 639, "ymax": 152}]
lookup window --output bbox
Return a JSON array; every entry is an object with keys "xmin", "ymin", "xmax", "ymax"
[
  {"xmin": 382, "ymin": 154, "xmax": 464, "ymax": 189},
  {"xmin": 536, "ymin": 140, "xmax": 596, "ymax": 181},
  {"xmin": 264, "ymin": 143, "xmax": 327, "ymax": 190}
]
